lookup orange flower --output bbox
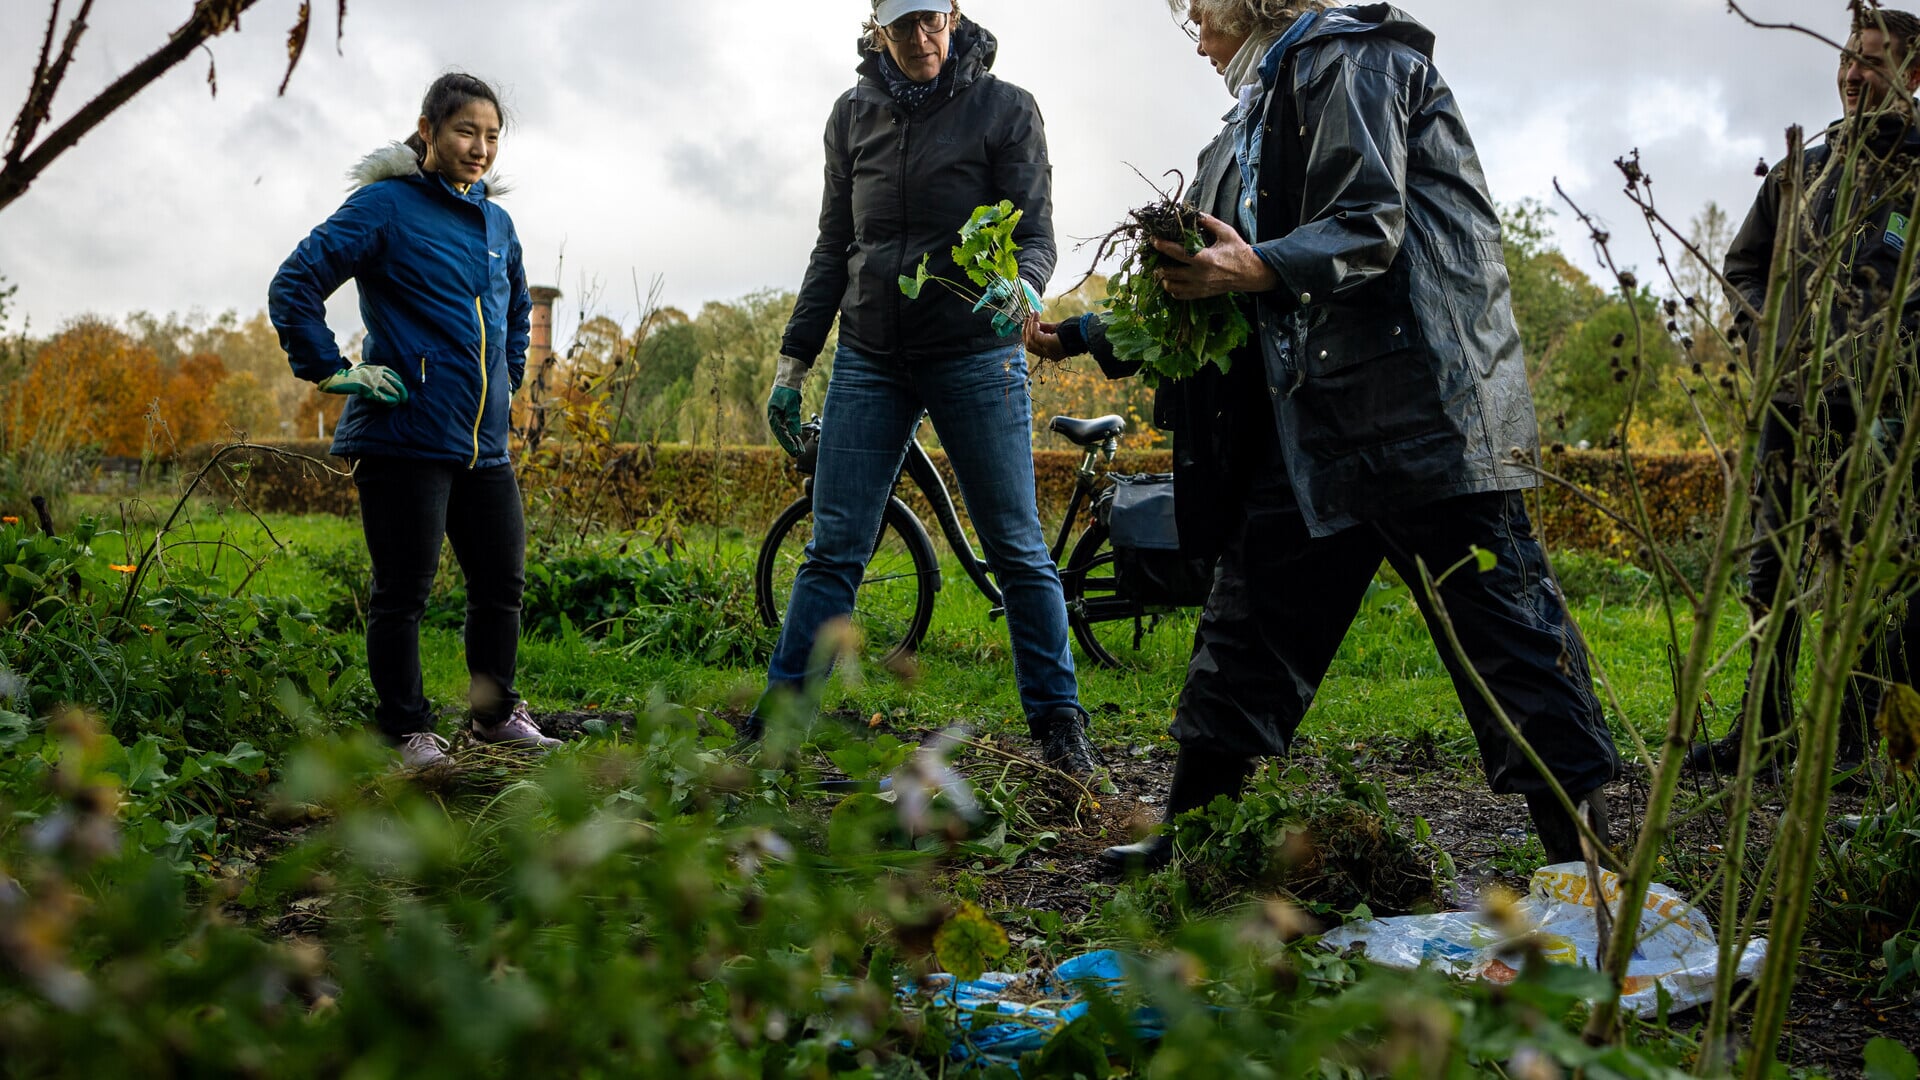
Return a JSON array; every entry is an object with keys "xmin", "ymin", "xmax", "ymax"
[
  {"xmin": 1, "ymin": 516, "xmax": 16, "ymax": 524},
  {"xmin": 108, "ymin": 564, "xmax": 137, "ymax": 574}
]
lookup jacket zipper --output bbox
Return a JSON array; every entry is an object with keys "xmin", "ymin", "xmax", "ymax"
[
  {"xmin": 420, "ymin": 356, "xmax": 427, "ymax": 383},
  {"xmin": 469, "ymin": 296, "xmax": 487, "ymax": 467},
  {"xmin": 893, "ymin": 108, "xmax": 912, "ymax": 360}
]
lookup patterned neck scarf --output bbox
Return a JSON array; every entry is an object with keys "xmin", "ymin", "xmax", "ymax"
[{"xmin": 878, "ymin": 49, "xmax": 948, "ymax": 112}]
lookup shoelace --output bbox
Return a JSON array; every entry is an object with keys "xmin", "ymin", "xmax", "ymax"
[
  {"xmin": 495, "ymin": 717, "xmax": 541, "ymax": 738},
  {"xmin": 404, "ymin": 731, "xmax": 451, "ymax": 755}
]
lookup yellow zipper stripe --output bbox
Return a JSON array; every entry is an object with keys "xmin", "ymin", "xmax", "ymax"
[{"xmin": 470, "ymin": 296, "xmax": 487, "ymax": 467}]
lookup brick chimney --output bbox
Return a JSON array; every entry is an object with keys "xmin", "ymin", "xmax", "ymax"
[{"xmin": 529, "ymin": 285, "xmax": 561, "ymax": 367}]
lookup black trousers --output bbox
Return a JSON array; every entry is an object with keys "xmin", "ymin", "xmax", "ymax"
[
  {"xmin": 1746, "ymin": 398, "xmax": 1918, "ymax": 749},
  {"xmin": 352, "ymin": 457, "xmax": 526, "ymax": 740},
  {"xmin": 1170, "ymin": 446, "xmax": 1621, "ymax": 799}
]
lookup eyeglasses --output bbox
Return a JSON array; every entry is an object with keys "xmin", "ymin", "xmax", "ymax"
[
  {"xmin": 1179, "ymin": 17, "xmax": 1199, "ymax": 42},
  {"xmin": 882, "ymin": 11, "xmax": 950, "ymax": 40}
]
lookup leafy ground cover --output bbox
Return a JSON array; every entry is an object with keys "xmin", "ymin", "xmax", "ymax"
[{"xmin": 2, "ymin": 498, "xmax": 1916, "ymax": 1076}]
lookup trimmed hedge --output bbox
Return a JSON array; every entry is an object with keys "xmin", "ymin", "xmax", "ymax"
[{"xmin": 175, "ymin": 441, "xmax": 1728, "ymax": 556}]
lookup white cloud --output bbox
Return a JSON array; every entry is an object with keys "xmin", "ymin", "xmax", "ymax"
[{"xmin": 0, "ymin": 0, "xmax": 1861, "ymax": 342}]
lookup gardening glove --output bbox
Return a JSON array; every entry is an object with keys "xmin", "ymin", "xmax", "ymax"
[
  {"xmin": 318, "ymin": 364, "xmax": 408, "ymax": 406},
  {"xmin": 975, "ymin": 278, "xmax": 1044, "ymax": 337},
  {"xmin": 767, "ymin": 355, "xmax": 810, "ymax": 456}
]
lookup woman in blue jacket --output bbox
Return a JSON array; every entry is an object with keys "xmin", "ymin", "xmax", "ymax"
[{"xmin": 269, "ymin": 73, "xmax": 556, "ymax": 769}]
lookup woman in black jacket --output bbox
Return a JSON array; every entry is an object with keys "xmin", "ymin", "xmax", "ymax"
[{"xmin": 755, "ymin": 0, "xmax": 1097, "ymax": 777}]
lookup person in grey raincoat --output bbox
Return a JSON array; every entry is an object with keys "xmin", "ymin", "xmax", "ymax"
[{"xmin": 1030, "ymin": 0, "xmax": 1621, "ymax": 869}]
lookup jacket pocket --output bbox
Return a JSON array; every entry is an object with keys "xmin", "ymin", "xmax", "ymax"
[
  {"xmin": 1293, "ymin": 307, "xmax": 1448, "ymax": 451},
  {"xmin": 393, "ymin": 345, "xmax": 485, "ymax": 460}
]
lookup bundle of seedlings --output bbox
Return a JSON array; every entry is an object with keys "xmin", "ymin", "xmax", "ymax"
[
  {"xmin": 898, "ymin": 200, "xmax": 1040, "ymax": 336},
  {"xmin": 1083, "ymin": 170, "xmax": 1253, "ymax": 385}
]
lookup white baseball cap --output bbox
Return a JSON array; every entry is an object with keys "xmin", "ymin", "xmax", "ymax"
[{"xmin": 873, "ymin": 0, "xmax": 953, "ymax": 26}]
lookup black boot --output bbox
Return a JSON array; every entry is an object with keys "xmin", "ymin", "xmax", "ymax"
[
  {"xmin": 1032, "ymin": 707, "xmax": 1101, "ymax": 779},
  {"xmin": 1681, "ymin": 718, "xmax": 1782, "ymax": 777},
  {"xmin": 1099, "ymin": 747, "xmax": 1256, "ymax": 873},
  {"xmin": 1527, "ymin": 788, "xmax": 1617, "ymax": 870}
]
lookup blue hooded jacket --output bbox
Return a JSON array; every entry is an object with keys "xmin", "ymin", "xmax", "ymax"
[{"xmin": 269, "ymin": 144, "xmax": 531, "ymax": 468}]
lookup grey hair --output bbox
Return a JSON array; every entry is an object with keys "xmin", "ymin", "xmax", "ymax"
[
  {"xmin": 1170, "ymin": 0, "xmax": 1330, "ymax": 39},
  {"xmin": 863, "ymin": 1, "xmax": 963, "ymax": 53}
]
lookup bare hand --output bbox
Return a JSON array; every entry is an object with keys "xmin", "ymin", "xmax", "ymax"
[
  {"xmin": 1152, "ymin": 212, "xmax": 1279, "ymax": 300},
  {"xmin": 1025, "ymin": 315, "xmax": 1070, "ymax": 362}
]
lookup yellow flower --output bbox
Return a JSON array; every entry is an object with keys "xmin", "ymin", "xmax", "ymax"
[{"xmin": 108, "ymin": 564, "xmax": 137, "ymax": 574}]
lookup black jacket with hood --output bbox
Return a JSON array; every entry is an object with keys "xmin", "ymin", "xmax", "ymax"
[
  {"xmin": 1723, "ymin": 112, "xmax": 1920, "ymax": 410},
  {"xmin": 780, "ymin": 19, "xmax": 1055, "ymax": 366}
]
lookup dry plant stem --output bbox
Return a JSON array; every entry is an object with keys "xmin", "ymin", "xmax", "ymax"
[
  {"xmin": 1741, "ymin": 178, "xmax": 1920, "ymax": 1080},
  {"xmin": 1695, "ymin": 135, "xmax": 1812, "ymax": 1072},
  {"xmin": 117, "ymin": 442, "xmax": 346, "ymax": 622},
  {"xmin": 1548, "ymin": 170, "xmax": 1767, "ymax": 1045},
  {"xmin": 1410, "ymin": 560, "xmax": 1612, "ymax": 891},
  {"xmin": 942, "ymin": 733, "xmax": 1100, "ymax": 817},
  {"xmin": 0, "ymin": 0, "xmax": 333, "ymax": 213},
  {"xmin": 1721, "ymin": 0, "xmax": 1847, "ymax": 53}
]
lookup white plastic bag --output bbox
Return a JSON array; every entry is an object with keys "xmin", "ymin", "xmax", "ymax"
[{"xmin": 1320, "ymin": 863, "xmax": 1767, "ymax": 1016}]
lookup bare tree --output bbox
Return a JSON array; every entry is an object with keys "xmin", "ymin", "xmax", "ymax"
[
  {"xmin": 1678, "ymin": 201, "xmax": 1735, "ymax": 340},
  {"xmin": 1, "ymin": 1, "xmax": 346, "ymax": 214}
]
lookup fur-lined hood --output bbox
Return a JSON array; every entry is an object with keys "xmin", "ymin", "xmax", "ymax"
[{"xmin": 346, "ymin": 142, "xmax": 513, "ymax": 197}]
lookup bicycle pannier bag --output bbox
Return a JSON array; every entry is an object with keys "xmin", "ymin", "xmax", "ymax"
[{"xmin": 1103, "ymin": 473, "xmax": 1215, "ymax": 608}]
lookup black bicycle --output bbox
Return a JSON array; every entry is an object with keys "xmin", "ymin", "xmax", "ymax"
[{"xmin": 753, "ymin": 413, "xmax": 1207, "ymax": 669}]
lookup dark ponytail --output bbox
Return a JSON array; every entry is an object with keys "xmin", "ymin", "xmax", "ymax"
[{"xmin": 403, "ymin": 72, "xmax": 508, "ymax": 163}]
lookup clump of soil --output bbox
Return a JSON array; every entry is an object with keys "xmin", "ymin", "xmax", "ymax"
[
  {"xmin": 1282, "ymin": 800, "xmax": 1446, "ymax": 914},
  {"xmin": 1174, "ymin": 776, "xmax": 1447, "ymax": 915}
]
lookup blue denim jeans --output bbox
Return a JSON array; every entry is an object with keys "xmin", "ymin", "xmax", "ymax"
[{"xmin": 764, "ymin": 343, "xmax": 1082, "ymax": 731}]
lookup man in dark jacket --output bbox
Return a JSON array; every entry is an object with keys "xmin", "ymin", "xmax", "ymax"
[
  {"xmin": 1685, "ymin": 8, "xmax": 1920, "ymax": 778},
  {"xmin": 1035, "ymin": 0, "xmax": 1620, "ymax": 869}
]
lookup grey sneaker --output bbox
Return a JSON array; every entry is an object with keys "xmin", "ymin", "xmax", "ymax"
[
  {"xmin": 470, "ymin": 703, "xmax": 563, "ymax": 751},
  {"xmin": 399, "ymin": 731, "xmax": 454, "ymax": 770}
]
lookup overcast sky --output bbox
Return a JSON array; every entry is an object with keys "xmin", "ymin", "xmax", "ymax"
[{"xmin": 0, "ymin": 0, "xmax": 1854, "ymax": 344}]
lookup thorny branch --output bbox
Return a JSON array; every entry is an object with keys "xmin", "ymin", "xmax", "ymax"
[{"xmin": 0, "ymin": 1, "xmax": 348, "ymax": 214}]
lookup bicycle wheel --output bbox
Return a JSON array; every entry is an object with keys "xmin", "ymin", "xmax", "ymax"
[
  {"xmin": 754, "ymin": 495, "xmax": 940, "ymax": 668},
  {"xmin": 1062, "ymin": 520, "xmax": 1194, "ymax": 669}
]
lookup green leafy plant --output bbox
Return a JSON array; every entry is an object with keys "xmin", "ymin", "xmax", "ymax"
[
  {"xmin": 1094, "ymin": 185, "xmax": 1251, "ymax": 385},
  {"xmin": 1169, "ymin": 757, "xmax": 1449, "ymax": 915},
  {"xmin": 899, "ymin": 201, "xmax": 1037, "ymax": 333}
]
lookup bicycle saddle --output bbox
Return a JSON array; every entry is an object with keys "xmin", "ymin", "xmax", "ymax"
[{"xmin": 1048, "ymin": 414, "xmax": 1126, "ymax": 446}]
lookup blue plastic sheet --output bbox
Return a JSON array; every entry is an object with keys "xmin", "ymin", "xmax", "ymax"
[{"xmin": 909, "ymin": 950, "xmax": 1164, "ymax": 1068}]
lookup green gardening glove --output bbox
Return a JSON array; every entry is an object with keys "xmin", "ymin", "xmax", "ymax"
[
  {"xmin": 318, "ymin": 364, "xmax": 409, "ymax": 406},
  {"xmin": 767, "ymin": 355, "xmax": 810, "ymax": 456},
  {"xmin": 974, "ymin": 278, "xmax": 1043, "ymax": 337}
]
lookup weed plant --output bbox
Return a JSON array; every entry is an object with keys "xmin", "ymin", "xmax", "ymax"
[{"xmin": 0, "ymin": 706, "xmax": 1706, "ymax": 1079}]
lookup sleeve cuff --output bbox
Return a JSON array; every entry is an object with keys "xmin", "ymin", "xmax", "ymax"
[
  {"xmin": 1252, "ymin": 242, "xmax": 1308, "ymax": 312},
  {"xmin": 1057, "ymin": 314, "xmax": 1094, "ymax": 358}
]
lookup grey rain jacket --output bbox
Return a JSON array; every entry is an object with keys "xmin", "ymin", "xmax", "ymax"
[
  {"xmin": 1723, "ymin": 113, "xmax": 1920, "ymax": 409},
  {"xmin": 780, "ymin": 19, "xmax": 1056, "ymax": 366},
  {"xmin": 1243, "ymin": 3, "xmax": 1538, "ymax": 536}
]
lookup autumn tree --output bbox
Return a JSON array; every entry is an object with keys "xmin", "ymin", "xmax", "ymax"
[
  {"xmin": 155, "ymin": 352, "xmax": 230, "ymax": 449},
  {"xmin": 1503, "ymin": 199, "xmax": 1607, "ymax": 386},
  {"xmin": 9, "ymin": 318, "xmax": 163, "ymax": 456},
  {"xmin": 208, "ymin": 367, "xmax": 281, "ymax": 437},
  {"xmin": 1031, "ymin": 275, "xmax": 1163, "ymax": 450}
]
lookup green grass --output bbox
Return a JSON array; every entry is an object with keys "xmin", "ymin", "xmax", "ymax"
[{"xmin": 64, "ymin": 492, "xmax": 1750, "ymax": 761}]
